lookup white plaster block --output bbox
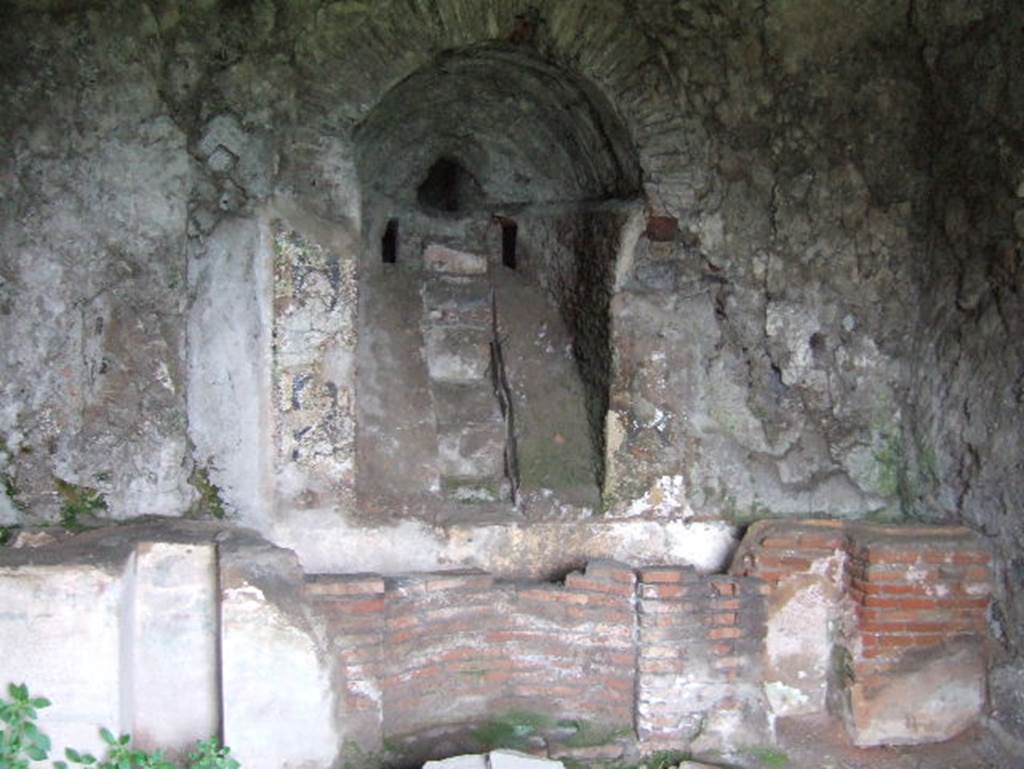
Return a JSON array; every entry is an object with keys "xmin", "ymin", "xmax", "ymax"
[
  {"xmin": 424, "ymin": 244, "xmax": 487, "ymax": 275},
  {"xmin": 129, "ymin": 542, "xmax": 219, "ymax": 753}
]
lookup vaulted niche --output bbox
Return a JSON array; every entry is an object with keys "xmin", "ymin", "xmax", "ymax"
[
  {"xmin": 354, "ymin": 44, "xmax": 641, "ymax": 522},
  {"xmin": 416, "ymin": 157, "xmax": 483, "ymax": 213}
]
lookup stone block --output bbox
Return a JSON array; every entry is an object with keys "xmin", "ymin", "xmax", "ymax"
[
  {"xmin": 422, "ymin": 278, "xmax": 492, "ymax": 327},
  {"xmin": 762, "ymin": 569, "xmax": 841, "ymax": 717},
  {"xmin": 0, "ymin": 561, "xmax": 123, "ymax": 759},
  {"xmin": 844, "ymin": 643, "xmax": 985, "ymax": 746},
  {"xmin": 438, "ymin": 423, "xmax": 506, "ymax": 479},
  {"xmin": 424, "ymin": 755, "xmax": 488, "ymax": 769},
  {"xmin": 129, "ymin": 542, "xmax": 219, "ymax": 754},
  {"xmin": 220, "ymin": 538, "xmax": 339, "ymax": 769},
  {"xmin": 424, "ymin": 244, "xmax": 488, "ymax": 275},
  {"xmin": 433, "ymin": 382, "xmax": 502, "ymax": 426},
  {"xmin": 424, "ymin": 326, "xmax": 492, "ymax": 382},
  {"xmin": 488, "ymin": 750, "xmax": 565, "ymax": 769}
]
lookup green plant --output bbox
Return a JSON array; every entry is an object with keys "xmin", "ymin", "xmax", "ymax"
[
  {"xmin": 0, "ymin": 527, "xmax": 15, "ymax": 547},
  {"xmin": 873, "ymin": 431, "xmax": 904, "ymax": 500},
  {"xmin": 3, "ymin": 476, "xmax": 18, "ymax": 504},
  {"xmin": 3, "ymin": 471, "xmax": 26, "ymax": 516},
  {"xmin": 472, "ymin": 710, "xmax": 553, "ymax": 751},
  {"xmin": 1, "ymin": 685, "xmax": 237, "ymax": 769},
  {"xmin": 748, "ymin": 746, "xmax": 789, "ymax": 769},
  {"xmin": 643, "ymin": 750, "xmax": 690, "ymax": 769},
  {"xmin": 60, "ymin": 728, "xmax": 176, "ymax": 769},
  {"xmin": 557, "ymin": 719, "xmax": 630, "ymax": 749},
  {"xmin": 55, "ymin": 479, "xmax": 107, "ymax": 532},
  {"xmin": 0, "ymin": 683, "xmax": 53, "ymax": 769},
  {"xmin": 186, "ymin": 738, "xmax": 238, "ymax": 769},
  {"xmin": 188, "ymin": 467, "xmax": 226, "ymax": 520}
]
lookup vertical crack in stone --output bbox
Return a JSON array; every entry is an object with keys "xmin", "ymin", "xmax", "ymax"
[{"xmin": 489, "ymin": 288, "xmax": 519, "ymax": 506}]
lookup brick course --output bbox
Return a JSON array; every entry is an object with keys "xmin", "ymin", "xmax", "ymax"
[{"xmin": 306, "ymin": 522, "xmax": 992, "ymax": 754}]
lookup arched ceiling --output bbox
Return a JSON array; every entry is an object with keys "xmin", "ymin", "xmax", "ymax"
[{"xmin": 354, "ymin": 44, "xmax": 642, "ymax": 208}]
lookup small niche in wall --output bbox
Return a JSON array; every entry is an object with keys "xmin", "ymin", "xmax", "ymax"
[
  {"xmin": 501, "ymin": 219, "xmax": 518, "ymax": 269},
  {"xmin": 382, "ymin": 218, "xmax": 398, "ymax": 263}
]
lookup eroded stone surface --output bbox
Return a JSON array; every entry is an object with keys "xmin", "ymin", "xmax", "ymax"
[
  {"xmin": 0, "ymin": 0, "xmax": 1021, "ymax": 746},
  {"xmin": 845, "ymin": 644, "xmax": 986, "ymax": 747}
]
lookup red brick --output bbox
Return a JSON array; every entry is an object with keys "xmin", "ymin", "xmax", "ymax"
[
  {"xmin": 708, "ymin": 627, "xmax": 742, "ymax": 640},
  {"xmin": 856, "ymin": 606, "xmax": 985, "ymax": 625},
  {"xmin": 799, "ymin": 533, "xmax": 846, "ymax": 549},
  {"xmin": 343, "ymin": 597, "xmax": 386, "ymax": 614},
  {"xmin": 712, "ymin": 656, "xmax": 742, "ymax": 670},
  {"xmin": 860, "ymin": 619, "xmax": 984, "ymax": 634},
  {"xmin": 640, "ymin": 567, "xmax": 692, "ymax": 583},
  {"xmin": 861, "ymin": 633, "xmax": 947, "ymax": 650},
  {"xmin": 646, "ymin": 215, "xmax": 678, "ymax": 241},
  {"xmin": 518, "ymin": 586, "xmax": 591, "ymax": 605},
  {"xmin": 952, "ymin": 551, "xmax": 991, "ymax": 565},
  {"xmin": 711, "ymin": 642, "xmax": 734, "ymax": 656},
  {"xmin": 603, "ymin": 676, "xmax": 636, "ymax": 694},
  {"xmin": 710, "ymin": 612, "xmax": 737, "ymax": 626},
  {"xmin": 306, "ymin": 574, "xmax": 386, "ymax": 596},
  {"xmin": 760, "ymin": 537, "xmax": 802, "ymax": 549},
  {"xmin": 585, "ymin": 560, "xmax": 638, "ymax": 584},
  {"xmin": 642, "ymin": 612, "xmax": 691, "ymax": 628},
  {"xmin": 860, "ymin": 595, "xmax": 989, "ymax": 610},
  {"xmin": 755, "ymin": 554, "xmax": 814, "ymax": 571},
  {"xmin": 712, "ymin": 598, "xmax": 742, "ymax": 610},
  {"xmin": 641, "ymin": 583, "xmax": 689, "ymax": 599},
  {"xmin": 424, "ymin": 571, "xmax": 495, "ymax": 591},
  {"xmin": 565, "ymin": 572, "xmax": 636, "ymax": 597},
  {"xmin": 710, "ymin": 580, "xmax": 737, "ymax": 596}
]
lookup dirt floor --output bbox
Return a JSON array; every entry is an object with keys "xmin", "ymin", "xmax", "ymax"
[{"xmin": 702, "ymin": 714, "xmax": 1024, "ymax": 769}]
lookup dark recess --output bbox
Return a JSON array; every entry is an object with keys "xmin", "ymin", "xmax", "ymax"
[
  {"xmin": 501, "ymin": 220, "xmax": 518, "ymax": 269},
  {"xmin": 382, "ymin": 218, "xmax": 398, "ymax": 263}
]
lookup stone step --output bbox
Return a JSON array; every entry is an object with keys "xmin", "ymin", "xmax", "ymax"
[
  {"xmin": 432, "ymin": 381, "xmax": 502, "ymax": 427},
  {"xmin": 423, "ymin": 324, "xmax": 492, "ymax": 383},
  {"xmin": 422, "ymin": 275, "xmax": 492, "ymax": 328},
  {"xmin": 437, "ymin": 421, "xmax": 506, "ymax": 480}
]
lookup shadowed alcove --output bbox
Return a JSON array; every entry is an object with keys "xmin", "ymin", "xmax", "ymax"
[{"xmin": 353, "ymin": 44, "xmax": 642, "ymax": 522}]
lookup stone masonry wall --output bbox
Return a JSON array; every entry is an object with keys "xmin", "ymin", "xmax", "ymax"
[
  {"xmin": 304, "ymin": 520, "xmax": 993, "ymax": 759},
  {"xmin": 306, "ymin": 561, "xmax": 638, "ymax": 759},
  {"xmin": 635, "ymin": 568, "xmax": 767, "ymax": 751},
  {"xmin": 0, "ymin": 519, "xmax": 998, "ymax": 769},
  {"xmin": 734, "ymin": 520, "xmax": 993, "ymax": 747}
]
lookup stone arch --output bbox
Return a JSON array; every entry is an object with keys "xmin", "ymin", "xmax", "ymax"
[
  {"xmin": 348, "ymin": 38, "xmax": 647, "ymax": 520},
  {"xmin": 293, "ymin": 0, "xmax": 698, "ymax": 210}
]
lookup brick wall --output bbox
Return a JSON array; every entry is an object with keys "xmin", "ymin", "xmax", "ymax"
[
  {"xmin": 848, "ymin": 529, "xmax": 991, "ymax": 661},
  {"xmin": 306, "ymin": 521, "xmax": 993, "ymax": 756},
  {"xmin": 635, "ymin": 568, "xmax": 766, "ymax": 748},
  {"xmin": 306, "ymin": 561, "xmax": 638, "ymax": 755},
  {"xmin": 733, "ymin": 520, "xmax": 993, "ymax": 746}
]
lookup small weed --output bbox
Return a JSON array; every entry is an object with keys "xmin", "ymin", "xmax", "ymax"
[
  {"xmin": 3, "ymin": 472, "xmax": 26, "ymax": 514},
  {"xmin": 873, "ymin": 430, "xmax": 904, "ymax": 499},
  {"xmin": 558, "ymin": 719, "xmax": 630, "ymax": 749},
  {"xmin": 339, "ymin": 740, "xmax": 389, "ymax": 769},
  {"xmin": 189, "ymin": 466, "xmax": 227, "ymax": 520},
  {"xmin": 187, "ymin": 738, "xmax": 239, "ymax": 769},
  {"xmin": 0, "ymin": 526, "xmax": 17, "ymax": 546},
  {"xmin": 1, "ymin": 683, "xmax": 239, "ymax": 769},
  {"xmin": 609, "ymin": 749, "xmax": 691, "ymax": 769},
  {"xmin": 55, "ymin": 479, "xmax": 107, "ymax": 532},
  {"xmin": 749, "ymin": 746, "xmax": 789, "ymax": 769},
  {"xmin": 645, "ymin": 750, "xmax": 690, "ymax": 769},
  {"xmin": 472, "ymin": 710, "xmax": 553, "ymax": 751}
]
